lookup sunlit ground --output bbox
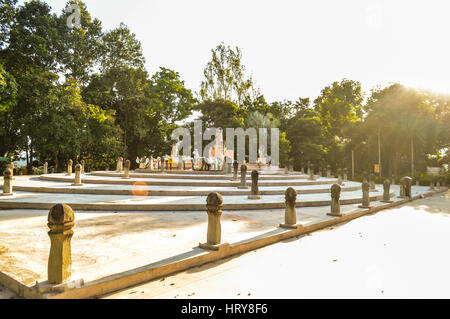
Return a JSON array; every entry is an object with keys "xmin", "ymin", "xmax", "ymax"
[{"xmin": 104, "ymin": 191, "xmax": 450, "ymax": 299}]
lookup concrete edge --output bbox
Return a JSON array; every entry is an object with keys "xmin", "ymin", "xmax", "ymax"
[{"xmin": 0, "ymin": 193, "xmax": 386, "ymax": 211}]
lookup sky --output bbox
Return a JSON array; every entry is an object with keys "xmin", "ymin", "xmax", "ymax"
[{"xmin": 22, "ymin": 0, "xmax": 450, "ymax": 103}]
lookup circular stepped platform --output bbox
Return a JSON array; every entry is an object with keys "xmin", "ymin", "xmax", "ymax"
[
  {"xmin": 40, "ymin": 173, "xmax": 334, "ymax": 187},
  {"xmin": 0, "ymin": 189, "xmax": 387, "ymax": 211},
  {"xmin": 12, "ymin": 176, "xmax": 361, "ymax": 196},
  {"xmin": 0, "ymin": 171, "xmax": 395, "ymax": 211},
  {"xmin": 92, "ymin": 171, "xmax": 310, "ymax": 180}
]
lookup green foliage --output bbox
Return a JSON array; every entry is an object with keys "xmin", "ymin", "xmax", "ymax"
[{"xmin": 200, "ymin": 43, "xmax": 255, "ymax": 106}]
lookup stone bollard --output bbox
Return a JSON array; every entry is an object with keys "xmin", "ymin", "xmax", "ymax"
[
  {"xmin": 47, "ymin": 204, "xmax": 75, "ymax": 284},
  {"xmin": 381, "ymin": 179, "xmax": 393, "ymax": 203},
  {"xmin": 307, "ymin": 161, "xmax": 311, "ymax": 176},
  {"xmin": 308, "ymin": 163, "xmax": 315, "ymax": 180},
  {"xmin": 199, "ymin": 192, "xmax": 224, "ymax": 250},
  {"xmin": 436, "ymin": 176, "xmax": 441, "ymax": 189},
  {"xmin": 238, "ymin": 164, "xmax": 248, "ymax": 189},
  {"xmin": 358, "ymin": 181, "xmax": 371, "ymax": 209},
  {"xmin": 337, "ymin": 168, "xmax": 343, "ymax": 185},
  {"xmin": 71, "ymin": 164, "xmax": 83, "ymax": 186},
  {"xmin": 232, "ymin": 160, "xmax": 239, "ymax": 180},
  {"xmin": 43, "ymin": 162, "xmax": 48, "ymax": 175},
  {"xmin": 80, "ymin": 159, "xmax": 85, "ymax": 174},
  {"xmin": 369, "ymin": 173, "xmax": 376, "ymax": 191},
  {"xmin": 123, "ymin": 159, "xmax": 131, "ymax": 179},
  {"xmin": 327, "ymin": 184, "xmax": 342, "ymax": 217},
  {"xmin": 116, "ymin": 157, "xmax": 121, "ymax": 172},
  {"xmin": 2, "ymin": 169, "xmax": 13, "ymax": 196},
  {"xmin": 327, "ymin": 165, "xmax": 331, "ymax": 178},
  {"xmin": 7, "ymin": 162, "xmax": 14, "ymax": 179},
  {"xmin": 248, "ymin": 170, "xmax": 261, "ymax": 199},
  {"xmin": 343, "ymin": 168, "xmax": 348, "ymax": 182},
  {"xmin": 399, "ymin": 177, "xmax": 406, "ymax": 197},
  {"xmin": 284, "ymin": 162, "xmax": 289, "ymax": 174},
  {"xmin": 119, "ymin": 157, "xmax": 124, "ymax": 172},
  {"xmin": 318, "ymin": 167, "xmax": 322, "ymax": 177},
  {"xmin": 66, "ymin": 160, "xmax": 73, "ymax": 176},
  {"xmin": 403, "ymin": 176, "xmax": 412, "ymax": 199},
  {"xmin": 391, "ymin": 174, "xmax": 396, "ymax": 185},
  {"xmin": 280, "ymin": 187, "xmax": 299, "ymax": 229}
]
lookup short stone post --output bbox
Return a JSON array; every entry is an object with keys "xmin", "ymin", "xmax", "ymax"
[
  {"xmin": 327, "ymin": 184, "xmax": 342, "ymax": 217},
  {"xmin": 358, "ymin": 181, "xmax": 371, "ymax": 209},
  {"xmin": 323, "ymin": 167, "xmax": 327, "ymax": 177},
  {"xmin": 280, "ymin": 187, "xmax": 299, "ymax": 229},
  {"xmin": 436, "ymin": 176, "xmax": 441, "ymax": 189},
  {"xmin": 119, "ymin": 157, "xmax": 124, "ymax": 172},
  {"xmin": 199, "ymin": 193, "xmax": 224, "ymax": 250},
  {"xmin": 47, "ymin": 204, "xmax": 75, "ymax": 284},
  {"xmin": 391, "ymin": 174, "xmax": 396, "ymax": 185},
  {"xmin": 71, "ymin": 164, "xmax": 83, "ymax": 186},
  {"xmin": 66, "ymin": 160, "xmax": 73, "ymax": 176},
  {"xmin": 337, "ymin": 168, "xmax": 343, "ymax": 185},
  {"xmin": 284, "ymin": 162, "xmax": 289, "ymax": 174},
  {"xmin": 403, "ymin": 176, "xmax": 412, "ymax": 199},
  {"xmin": 43, "ymin": 162, "xmax": 48, "ymax": 175},
  {"xmin": 398, "ymin": 177, "xmax": 406, "ymax": 197},
  {"xmin": 232, "ymin": 160, "xmax": 239, "ymax": 180},
  {"xmin": 369, "ymin": 173, "xmax": 376, "ymax": 191},
  {"xmin": 326, "ymin": 165, "xmax": 331, "ymax": 178},
  {"xmin": 161, "ymin": 157, "xmax": 166, "ymax": 173},
  {"xmin": 381, "ymin": 179, "xmax": 393, "ymax": 203},
  {"xmin": 2, "ymin": 169, "xmax": 13, "ymax": 196},
  {"xmin": 238, "ymin": 164, "xmax": 248, "ymax": 189},
  {"xmin": 343, "ymin": 168, "xmax": 348, "ymax": 182},
  {"xmin": 248, "ymin": 170, "xmax": 261, "ymax": 199},
  {"xmin": 80, "ymin": 160, "xmax": 85, "ymax": 174},
  {"xmin": 123, "ymin": 159, "xmax": 130, "ymax": 179},
  {"xmin": 308, "ymin": 163, "xmax": 315, "ymax": 180},
  {"xmin": 307, "ymin": 161, "xmax": 311, "ymax": 176},
  {"xmin": 318, "ymin": 167, "xmax": 322, "ymax": 177},
  {"xmin": 7, "ymin": 162, "xmax": 14, "ymax": 179}
]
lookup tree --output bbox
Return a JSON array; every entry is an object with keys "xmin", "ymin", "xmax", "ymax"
[
  {"xmin": 149, "ymin": 67, "xmax": 196, "ymax": 126},
  {"xmin": 0, "ymin": 0, "xmax": 17, "ymax": 49},
  {"xmin": 314, "ymin": 79, "xmax": 364, "ymax": 139},
  {"xmin": 200, "ymin": 43, "xmax": 254, "ymax": 106},
  {"xmin": 364, "ymin": 84, "xmax": 441, "ymax": 176},
  {"xmin": 100, "ymin": 22, "xmax": 145, "ymax": 73},
  {"xmin": 56, "ymin": 0, "xmax": 103, "ymax": 84}
]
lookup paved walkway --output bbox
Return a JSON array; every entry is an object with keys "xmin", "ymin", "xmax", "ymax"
[{"xmin": 103, "ymin": 191, "xmax": 450, "ymax": 299}]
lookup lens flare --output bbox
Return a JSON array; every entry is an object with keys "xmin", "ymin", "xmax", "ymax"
[{"xmin": 131, "ymin": 181, "xmax": 149, "ymax": 197}]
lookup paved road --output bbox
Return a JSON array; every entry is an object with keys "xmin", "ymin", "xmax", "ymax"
[{"xmin": 104, "ymin": 191, "xmax": 450, "ymax": 299}]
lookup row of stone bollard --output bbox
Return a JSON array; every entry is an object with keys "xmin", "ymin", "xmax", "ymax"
[{"xmin": 42, "ymin": 174, "xmax": 432, "ymax": 288}]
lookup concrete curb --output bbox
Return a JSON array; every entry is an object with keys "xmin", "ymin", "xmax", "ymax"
[
  {"xmin": 0, "ymin": 192, "xmax": 386, "ymax": 211},
  {"xmin": 10, "ymin": 184, "xmax": 361, "ymax": 197}
]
